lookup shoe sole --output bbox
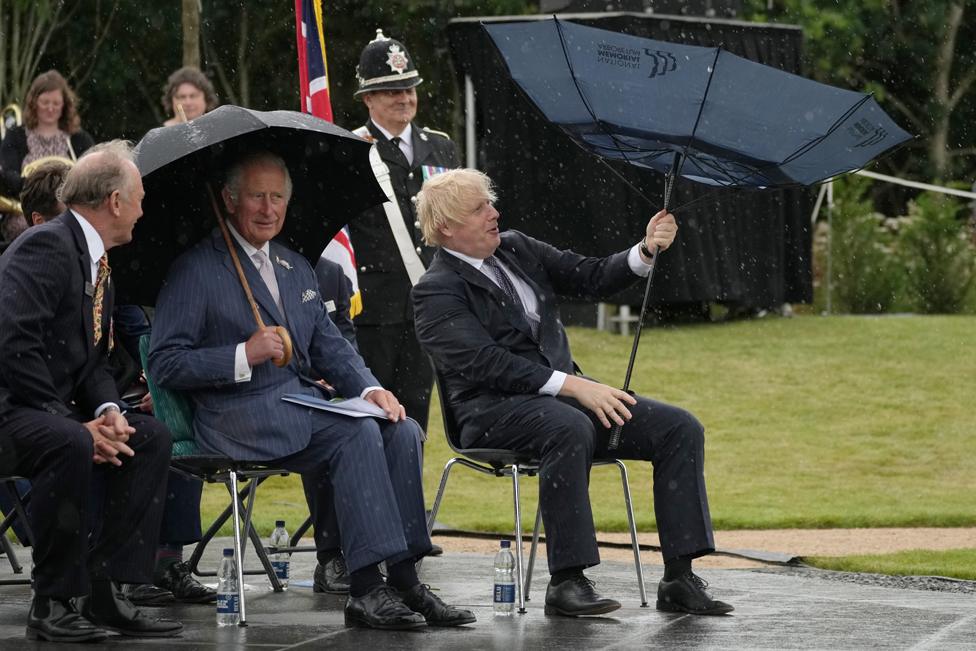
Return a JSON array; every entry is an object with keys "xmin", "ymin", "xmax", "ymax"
[
  {"xmin": 344, "ymin": 613, "xmax": 427, "ymax": 630},
  {"xmin": 313, "ymin": 584, "xmax": 351, "ymax": 595},
  {"xmin": 174, "ymin": 593, "xmax": 218, "ymax": 604},
  {"xmin": 425, "ymin": 615, "xmax": 477, "ymax": 627},
  {"xmin": 127, "ymin": 597, "xmax": 177, "ymax": 607},
  {"xmin": 656, "ymin": 599, "xmax": 734, "ymax": 615},
  {"xmin": 26, "ymin": 627, "xmax": 109, "ymax": 643},
  {"xmin": 99, "ymin": 624, "xmax": 185, "ymax": 637},
  {"xmin": 544, "ymin": 602, "xmax": 621, "ymax": 617}
]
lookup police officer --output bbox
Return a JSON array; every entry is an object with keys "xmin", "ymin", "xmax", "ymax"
[{"xmin": 350, "ymin": 29, "xmax": 460, "ymax": 433}]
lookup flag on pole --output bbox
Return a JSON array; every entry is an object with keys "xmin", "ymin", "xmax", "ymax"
[{"xmin": 295, "ymin": 0, "xmax": 363, "ymax": 316}]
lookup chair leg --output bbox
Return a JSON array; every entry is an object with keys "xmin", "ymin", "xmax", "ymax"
[
  {"xmin": 235, "ymin": 475, "xmax": 282, "ymax": 593},
  {"xmin": 189, "ymin": 476, "xmax": 260, "ymax": 576},
  {"xmin": 524, "ymin": 502, "xmax": 543, "ymax": 602},
  {"xmin": 614, "ymin": 460, "xmax": 648, "ymax": 606},
  {"xmin": 228, "ymin": 471, "xmax": 248, "ymax": 626},
  {"xmin": 289, "ymin": 515, "xmax": 313, "ymax": 548},
  {"xmin": 511, "ymin": 465, "xmax": 526, "ymax": 614},
  {"xmin": 426, "ymin": 458, "xmax": 460, "ymax": 535}
]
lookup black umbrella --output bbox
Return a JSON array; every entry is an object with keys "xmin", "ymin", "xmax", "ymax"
[
  {"xmin": 112, "ymin": 105, "xmax": 386, "ymax": 308},
  {"xmin": 484, "ymin": 19, "xmax": 912, "ymax": 448}
]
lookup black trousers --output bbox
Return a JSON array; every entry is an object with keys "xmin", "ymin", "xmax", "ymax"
[
  {"xmin": 356, "ymin": 321, "xmax": 433, "ymax": 432},
  {"xmin": 3, "ymin": 409, "xmax": 170, "ymax": 597},
  {"xmin": 472, "ymin": 394, "xmax": 715, "ymax": 573}
]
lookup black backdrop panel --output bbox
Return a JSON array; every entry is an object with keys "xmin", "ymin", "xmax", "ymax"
[{"xmin": 447, "ymin": 14, "xmax": 813, "ymax": 309}]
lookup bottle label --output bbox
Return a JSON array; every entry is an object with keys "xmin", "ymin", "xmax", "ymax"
[
  {"xmin": 217, "ymin": 593, "xmax": 240, "ymax": 614},
  {"xmin": 493, "ymin": 582, "xmax": 516, "ymax": 604},
  {"xmin": 272, "ymin": 560, "xmax": 290, "ymax": 580}
]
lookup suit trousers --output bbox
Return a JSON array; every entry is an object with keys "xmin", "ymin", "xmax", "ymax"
[
  {"xmin": 474, "ymin": 394, "xmax": 715, "ymax": 573},
  {"xmin": 356, "ymin": 322, "xmax": 433, "ymax": 432},
  {"xmin": 3, "ymin": 409, "xmax": 170, "ymax": 597},
  {"xmin": 271, "ymin": 412, "xmax": 432, "ymax": 573}
]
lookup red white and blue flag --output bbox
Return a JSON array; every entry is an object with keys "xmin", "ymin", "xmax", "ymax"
[{"xmin": 295, "ymin": 0, "xmax": 363, "ymax": 316}]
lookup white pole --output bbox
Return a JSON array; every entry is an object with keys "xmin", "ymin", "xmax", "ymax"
[
  {"xmin": 826, "ymin": 180, "xmax": 834, "ymax": 315},
  {"xmin": 464, "ymin": 75, "xmax": 476, "ymax": 169}
]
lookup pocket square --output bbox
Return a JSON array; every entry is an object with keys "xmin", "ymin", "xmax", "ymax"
[{"xmin": 302, "ymin": 289, "xmax": 317, "ymax": 303}]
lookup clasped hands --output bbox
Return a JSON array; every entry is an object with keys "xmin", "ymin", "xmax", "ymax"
[{"xmin": 84, "ymin": 409, "xmax": 135, "ymax": 465}]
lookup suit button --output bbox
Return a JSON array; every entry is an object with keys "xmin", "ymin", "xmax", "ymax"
[
  {"xmin": 415, "ymin": 247, "xmax": 422, "ymax": 254},
  {"xmin": 408, "ymin": 172, "xmax": 414, "ymax": 180},
  {"xmin": 410, "ymin": 195, "xmax": 418, "ymax": 204},
  {"xmin": 359, "ymin": 266, "xmax": 366, "ymax": 272},
  {"xmin": 414, "ymin": 220, "xmax": 421, "ymax": 229}
]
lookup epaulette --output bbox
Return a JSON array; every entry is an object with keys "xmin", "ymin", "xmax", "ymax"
[
  {"xmin": 353, "ymin": 125, "xmax": 375, "ymax": 143},
  {"xmin": 421, "ymin": 126, "xmax": 451, "ymax": 140}
]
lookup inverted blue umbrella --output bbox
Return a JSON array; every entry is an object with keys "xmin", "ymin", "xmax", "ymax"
[{"xmin": 484, "ymin": 18, "xmax": 912, "ymax": 448}]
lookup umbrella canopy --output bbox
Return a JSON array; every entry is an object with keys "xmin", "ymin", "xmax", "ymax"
[
  {"xmin": 113, "ymin": 105, "xmax": 386, "ymax": 306},
  {"xmin": 483, "ymin": 18, "xmax": 912, "ymax": 189}
]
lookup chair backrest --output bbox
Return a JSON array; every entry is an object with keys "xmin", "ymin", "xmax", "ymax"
[
  {"xmin": 138, "ymin": 334, "xmax": 198, "ymax": 456},
  {"xmin": 430, "ymin": 360, "xmax": 467, "ymax": 455}
]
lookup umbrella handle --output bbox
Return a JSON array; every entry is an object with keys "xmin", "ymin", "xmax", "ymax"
[{"xmin": 206, "ymin": 183, "xmax": 294, "ymax": 368}]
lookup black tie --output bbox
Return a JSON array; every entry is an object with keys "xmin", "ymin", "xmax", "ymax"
[
  {"xmin": 390, "ymin": 136, "xmax": 401, "ymax": 146},
  {"xmin": 484, "ymin": 256, "xmax": 538, "ymax": 337}
]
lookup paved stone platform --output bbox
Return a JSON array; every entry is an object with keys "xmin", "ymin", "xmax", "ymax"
[{"xmin": 1, "ymin": 540, "xmax": 974, "ymax": 649}]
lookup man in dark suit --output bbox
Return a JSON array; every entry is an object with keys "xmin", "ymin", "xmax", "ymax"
[
  {"xmin": 349, "ymin": 30, "xmax": 460, "ymax": 433},
  {"xmin": 0, "ymin": 141, "xmax": 182, "ymax": 641},
  {"xmin": 148, "ymin": 151, "xmax": 474, "ymax": 631},
  {"xmin": 413, "ymin": 169, "xmax": 734, "ymax": 618}
]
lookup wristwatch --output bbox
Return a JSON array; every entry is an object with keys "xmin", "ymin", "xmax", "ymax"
[{"xmin": 639, "ymin": 239, "xmax": 654, "ymax": 260}]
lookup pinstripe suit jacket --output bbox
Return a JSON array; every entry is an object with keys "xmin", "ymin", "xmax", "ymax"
[{"xmin": 148, "ymin": 229, "xmax": 379, "ymax": 461}]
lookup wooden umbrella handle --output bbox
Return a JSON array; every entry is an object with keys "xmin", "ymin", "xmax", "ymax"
[{"xmin": 206, "ymin": 184, "xmax": 294, "ymax": 367}]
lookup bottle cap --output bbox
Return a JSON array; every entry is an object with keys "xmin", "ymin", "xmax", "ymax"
[
  {"xmin": 500, "ymin": 540, "xmax": 511, "ymax": 548},
  {"xmin": 275, "ymin": 520, "xmax": 286, "ymax": 527},
  {"xmin": 223, "ymin": 548, "xmax": 234, "ymax": 557}
]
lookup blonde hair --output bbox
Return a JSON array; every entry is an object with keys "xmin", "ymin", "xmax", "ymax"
[{"xmin": 417, "ymin": 168, "xmax": 497, "ymax": 246}]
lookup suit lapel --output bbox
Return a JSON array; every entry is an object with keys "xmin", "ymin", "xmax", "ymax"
[
  {"xmin": 213, "ymin": 231, "xmax": 285, "ymax": 325},
  {"xmin": 411, "ymin": 126, "xmax": 433, "ymax": 169},
  {"xmin": 64, "ymin": 212, "xmax": 96, "ymax": 353},
  {"xmin": 368, "ymin": 120, "xmax": 410, "ymax": 172},
  {"xmin": 440, "ymin": 250, "xmax": 535, "ymax": 339}
]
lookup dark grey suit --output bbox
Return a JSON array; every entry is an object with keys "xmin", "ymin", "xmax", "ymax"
[
  {"xmin": 414, "ymin": 230, "xmax": 716, "ymax": 572},
  {"xmin": 0, "ymin": 211, "xmax": 171, "ymax": 597},
  {"xmin": 149, "ymin": 230, "xmax": 432, "ymax": 571}
]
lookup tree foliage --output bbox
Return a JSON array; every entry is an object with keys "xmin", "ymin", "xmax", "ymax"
[{"xmin": 745, "ymin": 0, "xmax": 976, "ymax": 183}]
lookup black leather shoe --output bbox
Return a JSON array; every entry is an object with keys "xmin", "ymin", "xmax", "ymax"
[
  {"xmin": 344, "ymin": 585, "xmax": 427, "ymax": 630},
  {"xmin": 26, "ymin": 596, "xmax": 108, "ymax": 643},
  {"xmin": 544, "ymin": 575, "xmax": 621, "ymax": 617},
  {"xmin": 313, "ymin": 556, "xmax": 351, "ymax": 594},
  {"xmin": 154, "ymin": 561, "xmax": 217, "ymax": 604},
  {"xmin": 121, "ymin": 583, "xmax": 175, "ymax": 606},
  {"xmin": 428, "ymin": 543, "xmax": 444, "ymax": 556},
  {"xmin": 77, "ymin": 580, "xmax": 184, "ymax": 637},
  {"xmin": 657, "ymin": 572, "xmax": 734, "ymax": 615},
  {"xmin": 399, "ymin": 583, "xmax": 476, "ymax": 627}
]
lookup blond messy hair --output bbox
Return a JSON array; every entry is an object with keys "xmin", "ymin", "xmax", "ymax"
[{"xmin": 417, "ymin": 168, "xmax": 497, "ymax": 247}]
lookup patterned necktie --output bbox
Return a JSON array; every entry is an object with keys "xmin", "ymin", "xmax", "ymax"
[
  {"xmin": 484, "ymin": 255, "xmax": 538, "ymax": 337},
  {"xmin": 92, "ymin": 254, "xmax": 110, "ymax": 346},
  {"xmin": 253, "ymin": 250, "xmax": 283, "ymax": 314}
]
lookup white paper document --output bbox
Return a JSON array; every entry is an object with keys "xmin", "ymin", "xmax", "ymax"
[{"xmin": 281, "ymin": 393, "xmax": 387, "ymax": 419}]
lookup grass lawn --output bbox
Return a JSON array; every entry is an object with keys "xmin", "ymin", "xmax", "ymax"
[
  {"xmin": 806, "ymin": 549, "xmax": 976, "ymax": 580},
  {"xmin": 202, "ymin": 314, "xmax": 976, "ymax": 546}
]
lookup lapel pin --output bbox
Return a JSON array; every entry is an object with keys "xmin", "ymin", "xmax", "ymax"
[{"xmin": 275, "ymin": 256, "xmax": 292, "ymax": 270}]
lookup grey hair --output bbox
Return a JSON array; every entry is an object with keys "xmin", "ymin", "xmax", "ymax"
[
  {"xmin": 224, "ymin": 151, "xmax": 293, "ymax": 203},
  {"xmin": 60, "ymin": 140, "xmax": 136, "ymax": 208}
]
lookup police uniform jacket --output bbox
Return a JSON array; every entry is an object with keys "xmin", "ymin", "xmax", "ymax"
[{"xmin": 351, "ymin": 119, "xmax": 459, "ymax": 326}]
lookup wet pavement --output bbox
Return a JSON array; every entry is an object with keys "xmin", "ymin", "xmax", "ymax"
[{"xmin": 1, "ymin": 539, "xmax": 974, "ymax": 649}]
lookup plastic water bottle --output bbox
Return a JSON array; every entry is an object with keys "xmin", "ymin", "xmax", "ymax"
[
  {"xmin": 216, "ymin": 548, "xmax": 240, "ymax": 627},
  {"xmin": 270, "ymin": 520, "xmax": 290, "ymax": 590},
  {"xmin": 493, "ymin": 540, "xmax": 516, "ymax": 616}
]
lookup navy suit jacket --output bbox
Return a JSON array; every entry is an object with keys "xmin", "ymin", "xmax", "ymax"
[
  {"xmin": 148, "ymin": 230, "xmax": 379, "ymax": 461},
  {"xmin": 0, "ymin": 211, "xmax": 117, "ymax": 473},
  {"xmin": 412, "ymin": 230, "xmax": 638, "ymax": 443}
]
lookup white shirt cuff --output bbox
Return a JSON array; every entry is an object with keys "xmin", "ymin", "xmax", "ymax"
[
  {"xmin": 95, "ymin": 402, "xmax": 121, "ymax": 418},
  {"xmin": 234, "ymin": 343, "xmax": 252, "ymax": 383},
  {"xmin": 360, "ymin": 386, "xmax": 383, "ymax": 399},
  {"xmin": 627, "ymin": 244, "xmax": 653, "ymax": 277},
  {"xmin": 539, "ymin": 371, "xmax": 567, "ymax": 396}
]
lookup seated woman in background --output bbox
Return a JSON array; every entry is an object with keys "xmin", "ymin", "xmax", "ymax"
[
  {"xmin": 161, "ymin": 66, "xmax": 218, "ymax": 125},
  {"xmin": 0, "ymin": 70, "xmax": 93, "ymax": 196}
]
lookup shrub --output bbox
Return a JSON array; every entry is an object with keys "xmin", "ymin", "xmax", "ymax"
[
  {"xmin": 830, "ymin": 177, "xmax": 903, "ymax": 313},
  {"xmin": 899, "ymin": 192, "xmax": 976, "ymax": 314}
]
